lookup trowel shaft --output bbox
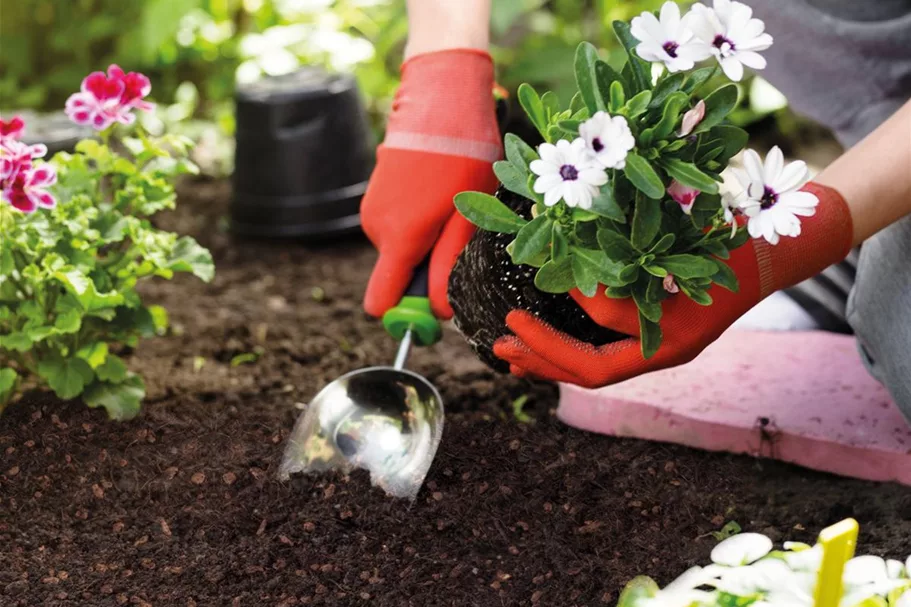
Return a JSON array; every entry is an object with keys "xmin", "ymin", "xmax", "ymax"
[{"xmin": 393, "ymin": 329, "xmax": 413, "ymax": 370}]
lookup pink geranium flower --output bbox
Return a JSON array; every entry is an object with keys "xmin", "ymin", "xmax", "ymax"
[
  {"xmin": 65, "ymin": 65, "xmax": 155, "ymax": 130},
  {"xmin": 0, "ymin": 115, "xmax": 25, "ymax": 141},
  {"xmin": 3, "ymin": 164, "xmax": 57, "ymax": 213}
]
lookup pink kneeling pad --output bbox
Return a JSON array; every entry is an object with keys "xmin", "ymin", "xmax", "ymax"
[{"xmin": 557, "ymin": 331, "xmax": 911, "ymax": 485}]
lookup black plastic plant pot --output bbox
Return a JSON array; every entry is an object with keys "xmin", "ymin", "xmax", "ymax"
[
  {"xmin": 449, "ymin": 187, "xmax": 624, "ymax": 373},
  {"xmin": 231, "ymin": 68, "xmax": 375, "ymax": 239}
]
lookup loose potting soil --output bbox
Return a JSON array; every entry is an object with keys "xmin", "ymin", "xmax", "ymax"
[{"xmin": 2, "ymin": 179, "xmax": 910, "ymax": 607}]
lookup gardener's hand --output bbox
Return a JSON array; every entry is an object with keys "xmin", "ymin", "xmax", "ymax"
[
  {"xmin": 361, "ymin": 49, "xmax": 502, "ymax": 319},
  {"xmin": 493, "ymin": 183, "xmax": 853, "ymax": 388}
]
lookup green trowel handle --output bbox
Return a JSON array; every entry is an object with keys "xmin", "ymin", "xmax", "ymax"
[{"xmin": 382, "ymin": 258, "xmax": 442, "ymax": 347}]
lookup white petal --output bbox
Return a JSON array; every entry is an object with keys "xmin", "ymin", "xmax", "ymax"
[
  {"xmin": 632, "ymin": 12, "xmax": 666, "ymax": 46},
  {"xmin": 763, "ymin": 146, "xmax": 784, "ymax": 185},
  {"xmin": 660, "ymin": 1, "xmax": 681, "ymax": 34},
  {"xmin": 762, "ymin": 214, "xmax": 778, "ymax": 243},
  {"xmin": 534, "ymin": 174, "xmax": 562, "ymax": 193},
  {"xmin": 711, "ymin": 533, "xmax": 774, "ymax": 567},
  {"xmin": 579, "ymin": 168, "xmax": 608, "ymax": 186},
  {"xmin": 720, "ymin": 56, "xmax": 744, "ymax": 81},
  {"xmin": 576, "ymin": 186, "xmax": 594, "ymax": 210},
  {"xmin": 779, "ymin": 191, "xmax": 819, "ymax": 210},
  {"xmin": 771, "ymin": 208, "xmax": 796, "ymax": 237},
  {"xmin": 537, "ymin": 143, "xmax": 559, "ymax": 166},
  {"xmin": 774, "ymin": 160, "xmax": 809, "ymax": 193},
  {"xmin": 530, "ymin": 159, "xmax": 557, "ymax": 176},
  {"xmin": 736, "ymin": 50, "xmax": 767, "ymax": 70},
  {"xmin": 888, "ymin": 560, "xmax": 905, "ymax": 580},
  {"xmin": 688, "ymin": 8, "xmax": 719, "ymax": 42},
  {"xmin": 742, "ymin": 149, "xmax": 765, "ymax": 185},
  {"xmin": 543, "ymin": 186, "xmax": 562, "ymax": 207},
  {"xmin": 898, "ymin": 590, "xmax": 911, "ymax": 607},
  {"xmin": 739, "ymin": 32, "xmax": 774, "ymax": 51},
  {"xmin": 738, "ymin": 18, "xmax": 766, "ymax": 43}
]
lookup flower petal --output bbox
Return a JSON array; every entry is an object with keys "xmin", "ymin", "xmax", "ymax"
[
  {"xmin": 763, "ymin": 146, "xmax": 784, "ymax": 185},
  {"xmin": 742, "ymin": 149, "xmax": 764, "ymax": 186},
  {"xmin": 534, "ymin": 174, "xmax": 562, "ymax": 194},
  {"xmin": 719, "ymin": 56, "xmax": 744, "ymax": 81},
  {"xmin": 711, "ymin": 533, "xmax": 773, "ymax": 566},
  {"xmin": 774, "ymin": 160, "xmax": 810, "ymax": 193},
  {"xmin": 736, "ymin": 50, "xmax": 767, "ymax": 70}
]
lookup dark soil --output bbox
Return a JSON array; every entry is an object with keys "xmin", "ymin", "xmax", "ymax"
[
  {"xmin": 450, "ymin": 188, "xmax": 623, "ymax": 373},
  {"xmin": 2, "ymin": 179, "xmax": 911, "ymax": 607}
]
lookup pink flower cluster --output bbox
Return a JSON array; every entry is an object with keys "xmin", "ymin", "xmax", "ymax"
[
  {"xmin": 65, "ymin": 65, "xmax": 155, "ymax": 131},
  {"xmin": 1, "ymin": 117, "xmax": 57, "ymax": 213}
]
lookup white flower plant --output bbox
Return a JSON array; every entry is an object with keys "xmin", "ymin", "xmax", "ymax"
[
  {"xmin": 619, "ymin": 530, "xmax": 911, "ymax": 607},
  {"xmin": 454, "ymin": 0, "xmax": 818, "ymax": 359}
]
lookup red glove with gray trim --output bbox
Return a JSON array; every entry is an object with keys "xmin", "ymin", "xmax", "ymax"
[{"xmin": 361, "ymin": 49, "xmax": 502, "ymax": 319}]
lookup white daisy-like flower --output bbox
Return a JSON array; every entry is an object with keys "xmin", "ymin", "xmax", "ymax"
[
  {"xmin": 631, "ymin": 2, "xmax": 711, "ymax": 73},
  {"xmin": 578, "ymin": 111, "xmax": 636, "ymax": 170},
  {"xmin": 721, "ymin": 192, "xmax": 740, "ymax": 238},
  {"xmin": 530, "ymin": 138, "xmax": 608, "ymax": 210},
  {"xmin": 734, "ymin": 146, "xmax": 818, "ymax": 245},
  {"xmin": 841, "ymin": 556, "xmax": 911, "ymax": 605},
  {"xmin": 688, "ymin": 0, "xmax": 774, "ymax": 82}
]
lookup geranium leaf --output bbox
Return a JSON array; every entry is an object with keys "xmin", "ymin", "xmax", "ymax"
[{"xmin": 84, "ymin": 374, "xmax": 145, "ymax": 421}]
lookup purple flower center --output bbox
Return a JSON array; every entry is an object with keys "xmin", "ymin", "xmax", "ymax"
[
  {"xmin": 712, "ymin": 35, "xmax": 736, "ymax": 55},
  {"xmin": 592, "ymin": 138, "xmax": 605, "ymax": 153},
  {"xmin": 559, "ymin": 164, "xmax": 579, "ymax": 181},
  {"xmin": 662, "ymin": 41, "xmax": 680, "ymax": 58},
  {"xmin": 760, "ymin": 186, "xmax": 779, "ymax": 210}
]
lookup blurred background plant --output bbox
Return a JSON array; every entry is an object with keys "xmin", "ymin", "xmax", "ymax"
[{"xmin": 0, "ymin": 0, "xmax": 821, "ymax": 175}]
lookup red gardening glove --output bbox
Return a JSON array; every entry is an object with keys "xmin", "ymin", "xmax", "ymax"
[
  {"xmin": 361, "ymin": 49, "xmax": 502, "ymax": 319},
  {"xmin": 493, "ymin": 183, "xmax": 854, "ymax": 388}
]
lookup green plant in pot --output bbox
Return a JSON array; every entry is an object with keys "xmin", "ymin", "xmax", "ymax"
[{"xmin": 449, "ymin": 3, "xmax": 767, "ymax": 373}]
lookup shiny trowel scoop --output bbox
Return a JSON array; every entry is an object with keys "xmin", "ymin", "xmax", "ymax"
[{"xmin": 279, "ymin": 261, "xmax": 443, "ymax": 501}]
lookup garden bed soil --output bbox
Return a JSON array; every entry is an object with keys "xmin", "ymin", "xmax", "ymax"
[{"xmin": 2, "ymin": 178, "xmax": 910, "ymax": 607}]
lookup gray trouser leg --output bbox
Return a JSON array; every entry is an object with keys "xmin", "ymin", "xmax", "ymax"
[{"xmin": 847, "ymin": 214, "xmax": 911, "ymax": 421}]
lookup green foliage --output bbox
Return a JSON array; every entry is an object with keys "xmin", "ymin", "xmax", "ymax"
[
  {"xmin": 0, "ymin": 130, "xmax": 214, "ymax": 419},
  {"xmin": 456, "ymin": 33, "xmax": 753, "ymax": 360}
]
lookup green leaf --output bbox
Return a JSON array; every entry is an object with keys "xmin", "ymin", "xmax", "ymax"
[
  {"xmin": 455, "ymin": 192, "xmax": 528, "ymax": 234},
  {"xmin": 612, "ymin": 21, "xmax": 650, "ymax": 93},
  {"xmin": 590, "ymin": 187, "xmax": 626, "ymax": 222},
  {"xmin": 96, "ymin": 355, "xmax": 129, "ymax": 383},
  {"xmin": 573, "ymin": 247, "xmax": 623, "ymax": 288},
  {"xmin": 38, "ymin": 356, "xmax": 95, "ymax": 400},
  {"xmin": 649, "ymin": 73, "xmax": 685, "ymax": 109},
  {"xmin": 494, "ymin": 161, "xmax": 534, "ymax": 200},
  {"xmin": 682, "ymin": 67, "xmax": 717, "ymax": 94},
  {"xmin": 76, "ymin": 342, "xmax": 109, "ymax": 369},
  {"xmin": 624, "ymin": 153, "xmax": 665, "ymax": 200},
  {"xmin": 639, "ymin": 313, "xmax": 663, "ymax": 360},
  {"xmin": 710, "ymin": 125, "xmax": 749, "ymax": 163},
  {"xmin": 148, "ymin": 305, "xmax": 169, "ymax": 335},
  {"xmin": 649, "ymin": 234, "xmax": 676, "ymax": 254},
  {"xmin": 572, "ymin": 255, "xmax": 598, "ymax": 297},
  {"xmin": 511, "ymin": 215, "xmax": 554, "ymax": 265},
  {"xmin": 659, "ymin": 158, "xmax": 720, "ymax": 194},
  {"xmin": 83, "ymin": 374, "xmax": 145, "ymax": 421},
  {"xmin": 557, "ymin": 120, "xmax": 581, "ymax": 136},
  {"xmin": 633, "ymin": 282, "xmax": 662, "ymax": 324},
  {"xmin": 504, "ymin": 133, "xmax": 539, "ymax": 173},
  {"xmin": 619, "ymin": 264, "xmax": 640, "ymax": 285},
  {"xmin": 694, "ymin": 84, "xmax": 740, "ymax": 134},
  {"xmin": 684, "ymin": 286, "xmax": 714, "ymax": 306},
  {"xmin": 609, "ymin": 80, "xmax": 626, "ymax": 113},
  {"xmin": 625, "ymin": 90, "xmax": 652, "ymax": 118},
  {"xmin": 595, "ymin": 60, "xmax": 625, "ymax": 108},
  {"xmin": 651, "ymin": 92, "xmax": 689, "ymax": 141},
  {"xmin": 168, "ymin": 237, "xmax": 215, "ymax": 282},
  {"xmin": 541, "ymin": 91, "xmax": 560, "ymax": 119},
  {"xmin": 518, "ymin": 84, "xmax": 548, "ymax": 137},
  {"xmin": 727, "ymin": 227, "xmax": 751, "ymax": 250},
  {"xmin": 54, "ymin": 269, "xmax": 124, "ymax": 312},
  {"xmin": 631, "ymin": 195, "xmax": 662, "ymax": 251},
  {"xmin": 54, "ymin": 309, "xmax": 82, "ymax": 334},
  {"xmin": 552, "ymin": 223, "xmax": 569, "ymax": 262},
  {"xmin": 712, "ymin": 259, "xmax": 740, "ymax": 293},
  {"xmin": 0, "ymin": 333, "xmax": 33, "ymax": 352},
  {"xmin": 597, "ymin": 229, "xmax": 636, "ymax": 260},
  {"xmin": 534, "ymin": 257, "xmax": 575, "ymax": 293},
  {"xmin": 574, "ymin": 42, "xmax": 606, "ymax": 114},
  {"xmin": 658, "ymin": 254, "xmax": 719, "ymax": 279},
  {"xmin": 0, "ymin": 368, "xmax": 17, "ymax": 405},
  {"xmin": 570, "ymin": 92, "xmax": 586, "ymax": 114}
]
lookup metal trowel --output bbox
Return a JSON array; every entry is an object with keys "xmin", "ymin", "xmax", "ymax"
[{"xmin": 278, "ymin": 261, "xmax": 444, "ymax": 501}]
